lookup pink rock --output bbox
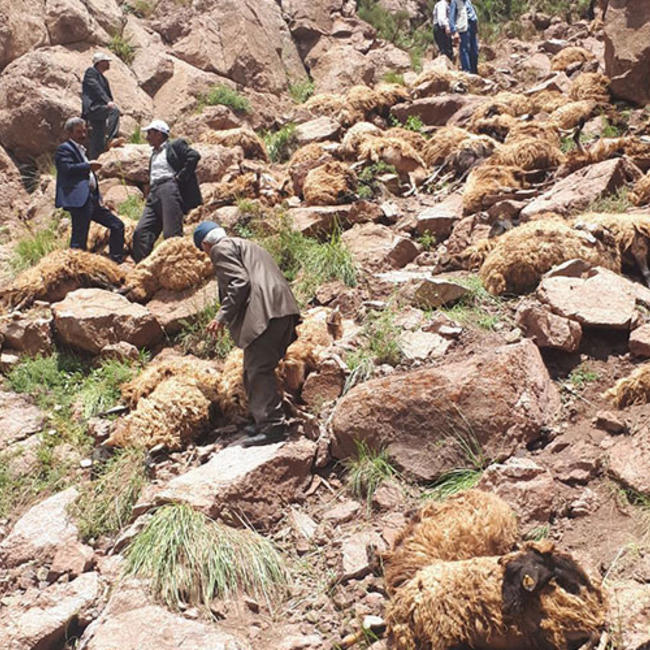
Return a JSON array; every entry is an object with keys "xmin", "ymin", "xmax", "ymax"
[
  {"xmin": 290, "ymin": 205, "xmax": 353, "ymax": 238},
  {"xmin": 0, "ymin": 390, "xmax": 45, "ymax": 451},
  {"xmin": 608, "ymin": 429, "xmax": 650, "ymax": 495},
  {"xmin": 605, "ymin": 581, "xmax": 650, "ymax": 650},
  {"xmin": 391, "ymin": 94, "xmax": 484, "ymax": 126},
  {"xmin": 340, "ymin": 530, "xmax": 386, "ymax": 580},
  {"xmin": 629, "ymin": 323, "xmax": 650, "ymax": 357},
  {"xmin": 0, "ymin": 303, "xmax": 53, "ymax": 356},
  {"xmin": 322, "ymin": 500, "xmax": 361, "ymax": 524},
  {"xmin": 301, "ymin": 358, "xmax": 345, "ymax": 408},
  {"xmin": 341, "ymin": 223, "xmax": 419, "ymax": 270},
  {"xmin": 48, "ymin": 541, "xmax": 95, "ymax": 580},
  {"xmin": 294, "ymin": 116, "xmax": 341, "ymax": 145},
  {"xmin": 415, "ymin": 193, "xmax": 463, "ymax": 237},
  {"xmin": 515, "ymin": 301, "xmax": 582, "ymax": 351}
]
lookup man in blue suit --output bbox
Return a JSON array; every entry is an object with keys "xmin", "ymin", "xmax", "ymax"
[{"xmin": 55, "ymin": 117, "xmax": 125, "ymax": 262}]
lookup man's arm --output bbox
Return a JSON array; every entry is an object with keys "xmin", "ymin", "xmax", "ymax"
[
  {"xmin": 172, "ymin": 139, "xmax": 201, "ymax": 183},
  {"xmin": 82, "ymin": 67, "xmax": 111, "ymax": 106},
  {"xmin": 212, "ymin": 240, "xmax": 251, "ymax": 327},
  {"xmin": 55, "ymin": 144, "xmax": 91, "ymax": 178}
]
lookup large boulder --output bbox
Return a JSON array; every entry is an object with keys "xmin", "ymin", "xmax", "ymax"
[
  {"xmin": 608, "ymin": 429, "xmax": 650, "ymax": 496},
  {"xmin": 98, "ymin": 144, "xmax": 150, "ymax": 184},
  {"xmin": 0, "ymin": 46, "xmax": 152, "ymax": 161},
  {"xmin": 604, "ymin": 0, "xmax": 650, "ymax": 106},
  {"xmin": 0, "ymin": 143, "xmax": 30, "ymax": 222},
  {"xmin": 391, "ymin": 95, "xmax": 484, "ymax": 127},
  {"xmin": 169, "ymin": 0, "xmax": 307, "ymax": 93},
  {"xmin": 0, "ymin": 0, "xmax": 49, "ymax": 71},
  {"xmin": 331, "ymin": 340, "xmax": 561, "ymax": 480},
  {"xmin": 341, "ymin": 222, "xmax": 419, "ymax": 270},
  {"xmin": 52, "ymin": 288, "xmax": 164, "ymax": 354}
]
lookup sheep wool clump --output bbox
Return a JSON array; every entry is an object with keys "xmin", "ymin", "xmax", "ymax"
[
  {"xmin": 357, "ymin": 136, "xmax": 426, "ymax": 179},
  {"xmin": 549, "ymin": 100, "xmax": 597, "ymax": 129},
  {"xmin": 603, "ymin": 363, "xmax": 650, "ymax": 408},
  {"xmin": 551, "ymin": 46, "xmax": 596, "ymax": 71},
  {"xmin": 341, "ymin": 122, "xmax": 382, "ymax": 159},
  {"xmin": 124, "ymin": 237, "xmax": 213, "ymax": 302},
  {"xmin": 630, "ymin": 172, "xmax": 650, "ymax": 206},
  {"xmin": 505, "ymin": 122, "xmax": 561, "ymax": 148},
  {"xmin": 462, "ymin": 164, "xmax": 523, "ymax": 215},
  {"xmin": 490, "ymin": 137, "xmax": 565, "ymax": 171},
  {"xmin": 303, "ymin": 161, "xmax": 357, "ymax": 206},
  {"xmin": 382, "ymin": 490, "xmax": 518, "ymax": 595},
  {"xmin": 422, "ymin": 126, "xmax": 472, "ymax": 167},
  {"xmin": 199, "ymin": 127, "xmax": 269, "ymax": 162},
  {"xmin": 288, "ymin": 142, "xmax": 335, "ymax": 196},
  {"xmin": 383, "ymin": 127, "xmax": 428, "ymax": 155},
  {"xmin": 569, "ymin": 72, "xmax": 611, "ymax": 103},
  {"xmin": 1, "ymin": 249, "xmax": 125, "ymax": 311}
]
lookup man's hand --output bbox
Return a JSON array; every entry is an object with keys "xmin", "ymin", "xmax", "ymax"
[
  {"xmin": 89, "ymin": 160, "xmax": 102, "ymax": 171},
  {"xmin": 207, "ymin": 318, "xmax": 225, "ymax": 338},
  {"xmin": 107, "ymin": 101, "xmax": 118, "ymax": 111}
]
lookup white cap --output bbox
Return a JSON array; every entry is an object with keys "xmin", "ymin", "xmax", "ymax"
[
  {"xmin": 92, "ymin": 51, "xmax": 112, "ymax": 65},
  {"xmin": 142, "ymin": 119, "xmax": 170, "ymax": 135}
]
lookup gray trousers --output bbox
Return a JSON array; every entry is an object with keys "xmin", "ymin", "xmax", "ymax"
[
  {"xmin": 87, "ymin": 105, "xmax": 120, "ymax": 160},
  {"xmin": 243, "ymin": 315, "xmax": 297, "ymax": 431},
  {"xmin": 132, "ymin": 178, "xmax": 184, "ymax": 262}
]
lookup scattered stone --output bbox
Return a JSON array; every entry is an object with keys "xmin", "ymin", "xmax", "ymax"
[
  {"xmin": 594, "ymin": 411, "xmax": 627, "ymax": 435},
  {"xmin": 0, "ymin": 390, "xmax": 45, "ymax": 451},
  {"xmin": 605, "ymin": 581, "xmax": 650, "ymax": 650},
  {"xmin": 0, "ymin": 303, "xmax": 53, "ymax": 356},
  {"xmin": 371, "ymin": 481, "xmax": 404, "ymax": 511},
  {"xmin": 52, "ymin": 288, "xmax": 164, "ymax": 354},
  {"xmin": 322, "ymin": 500, "xmax": 361, "ymax": 525},
  {"xmin": 290, "ymin": 205, "xmax": 352, "ymax": 238},
  {"xmin": 0, "ymin": 351, "xmax": 21, "ymax": 373},
  {"xmin": 301, "ymin": 358, "xmax": 346, "ymax": 409},
  {"xmin": 515, "ymin": 300, "xmax": 582, "ymax": 352},
  {"xmin": 99, "ymin": 341, "xmax": 140, "ymax": 363},
  {"xmin": 294, "ymin": 116, "xmax": 341, "ymax": 145},
  {"xmin": 629, "ymin": 323, "xmax": 650, "ymax": 357},
  {"xmin": 568, "ymin": 488, "xmax": 599, "ymax": 518},
  {"xmin": 340, "ymin": 530, "xmax": 386, "ymax": 581},
  {"xmin": 391, "ymin": 94, "xmax": 483, "ymax": 126},
  {"xmin": 412, "ymin": 278, "xmax": 469, "ymax": 309},
  {"xmin": 341, "ymin": 223, "xmax": 419, "ymax": 270},
  {"xmin": 398, "ymin": 330, "xmax": 452, "ymax": 361},
  {"xmin": 289, "ymin": 509, "xmax": 318, "ymax": 541},
  {"xmin": 544, "ymin": 258, "xmax": 593, "ymax": 279},
  {"xmin": 415, "ymin": 193, "xmax": 463, "ymax": 238},
  {"xmin": 48, "ymin": 541, "xmax": 95, "ymax": 581},
  {"xmin": 608, "ymin": 430, "xmax": 650, "ymax": 496}
]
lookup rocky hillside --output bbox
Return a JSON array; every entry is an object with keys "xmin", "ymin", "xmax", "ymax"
[{"xmin": 1, "ymin": 0, "xmax": 650, "ymax": 649}]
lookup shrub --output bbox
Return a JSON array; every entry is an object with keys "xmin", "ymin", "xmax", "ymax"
[
  {"xmin": 441, "ymin": 274, "xmax": 508, "ymax": 331},
  {"xmin": 357, "ymin": 160, "xmax": 398, "ymax": 199},
  {"xmin": 129, "ymin": 125, "xmax": 145, "ymax": 144},
  {"xmin": 198, "ymin": 84, "xmax": 251, "ymax": 114},
  {"xmin": 586, "ymin": 187, "xmax": 632, "ymax": 214},
  {"xmin": 175, "ymin": 300, "xmax": 235, "ymax": 359},
  {"xmin": 344, "ymin": 441, "xmax": 399, "ymax": 507},
  {"xmin": 124, "ymin": 504, "xmax": 287, "ymax": 609},
  {"xmin": 109, "ymin": 33, "xmax": 135, "ymax": 65},
  {"xmin": 262, "ymin": 124, "xmax": 298, "ymax": 163},
  {"xmin": 289, "ymin": 79, "xmax": 315, "ymax": 104}
]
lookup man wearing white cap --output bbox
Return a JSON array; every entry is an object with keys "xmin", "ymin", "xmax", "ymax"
[
  {"xmin": 132, "ymin": 120, "xmax": 203, "ymax": 262},
  {"xmin": 81, "ymin": 52, "xmax": 120, "ymax": 160}
]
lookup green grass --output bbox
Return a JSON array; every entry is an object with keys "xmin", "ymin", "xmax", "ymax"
[
  {"xmin": 586, "ymin": 187, "xmax": 632, "ymax": 214},
  {"xmin": 524, "ymin": 524, "xmax": 551, "ymax": 541},
  {"xmin": 124, "ymin": 504, "xmax": 287, "ymax": 610},
  {"xmin": 568, "ymin": 365, "xmax": 599, "ymax": 389},
  {"xmin": 423, "ymin": 468, "xmax": 482, "ymax": 500},
  {"xmin": 10, "ymin": 218, "xmax": 66, "ymax": 273},
  {"xmin": 109, "ymin": 33, "xmax": 135, "ymax": 65},
  {"xmin": 198, "ymin": 84, "xmax": 251, "ymax": 114},
  {"xmin": 75, "ymin": 359, "xmax": 138, "ymax": 419},
  {"xmin": 262, "ymin": 124, "xmax": 298, "ymax": 163},
  {"xmin": 441, "ymin": 274, "xmax": 506, "ymax": 331},
  {"xmin": 417, "ymin": 230, "xmax": 435, "ymax": 251},
  {"xmin": 357, "ymin": 160, "xmax": 398, "ymax": 199},
  {"xmin": 129, "ymin": 125, "xmax": 145, "ymax": 144},
  {"xmin": 128, "ymin": 0, "xmax": 155, "ymax": 18},
  {"xmin": 289, "ymin": 79, "xmax": 315, "ymax": 104},
  {"xmin": 117, "ymin": 194, "xmax": 145, "ymax": 221},
  {"xmin": 175, "ymin": 300, "xmax": 235, "ymax": 359},
  {"xmin": 344, "ymin": 441, "xmax": 398, "ymax": 507},
  {"xmin": 404, "ymin": 115, "xmax": 425, "ymax": 133},
  {"xmin": 71, "ymin": 447, "xmax": 147, "ymax": 541},
  {"xmin": 382, "ymin": 70, "xmax": 405, "ymax": 85}
]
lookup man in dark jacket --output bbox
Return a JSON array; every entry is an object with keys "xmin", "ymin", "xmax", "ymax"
[
  {"xmin": 81, "ymin": 52, "xmax": 120, "ymax": 160},
  {"xmin": 132, "ymin": 120, "xmax": 203, "ymax": 262},
  {"xmin": 55, "ymin": 117, "xmax": 125, "ymax": 261},
  {"xmin": 194, "ymin": 221, "xmax": 300, "ymax": 446}
]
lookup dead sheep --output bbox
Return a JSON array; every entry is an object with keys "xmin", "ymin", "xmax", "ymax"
[
  {"xmin": 551, "ymin": 46, "xmax": 596, "ymax": 71},
  {"xmin": 411, "ymin": 68, "xmax": 470, "ymax": 96},
  {"xmin": 303, "ymin": 161, "xmax": 357, "ymax": 206},
  {"xmin": 446, "ymin": 135, "xmax": 499, "ymax": 177},
  {"xmin": 107, "ymin": 375, "xmax": 215, "ymax": 450},
  {"xmin": 346, "ymin": 84, "xmax": 410, "ymax": 119},
  {"xmin": 217, "ymin": 347, "xmax": 248, "ymax": 419},
  {"xmin": 562, "ymin": 137, "xmax": 650, "ymax": 175},
  {"xmin": 382, "ymin": 490, "xmax": 518, "ymax": 595},
  {"xmin": 199, "ymin": 127, "xmax": 269, "ymax": 161},
  {"xmin": 373, "ymin": 83, "xmax": 411, "ymax": 112},
  {"xmin": 204, "ymin": 172, "xmax": 262, "ymax": 207},
  {"xmin": 529, "ymin": 90, "xmax": 566, "ymax": 114},
  {"xmin": 462, "ymin": 164, "xmax": 524, "ymax": 215},
  {"xmin": 304, "ymin": 93, "xmax": 359, "ymax": 126},
  {"xmin": 86, "ymin": 221, "xmax": 136, "ymax": 257},
  {"xmin": 477, "ymin": 218, "xmax": 621, "ymax": 295},
  {"xmin": 422, "ymin": 126, "xmax": 472, "ymax": 167},
  {"xmin": 386, "ymin": 541, "xmax": 607, "ymax": 650},
  {"xmin": 288, "ymin": 143, "xmax": 335, "ymax": 196},
  {"xmin": 603, "ymin": 363, "xmax": 650, "ymax": 408},
  {"xmin": 1, "ymin": 249, "xmax": 125, "ymax": 311},
  {"xmin": 505, "ymin": 122, "xmax": 561, "ymax": 148},
  {"xmin": 357, "ymin": 136, "xmax": 426, "ymax": 180},
  {"xmin": 630, "ymin": 172, "xmax": 650, "ymax": 206},
  {"xmin": 549, "ymin": 100, "xmax": 598, "ymax": 130},
  {"xmin": 124, "ymin": 237, "xmax": 213, "ymax": 302},
  {"xmin": 569, "ymin": 72, "xmax": 611, "ymax": 103},
  {"xmin": 384, "ymin": 127, "xmax": 428, "ymax": 155},
  {"xmin": 489, "ymin": 137, "xmax": 565, "ymax": 171},
  {"xmin": 341, "ymin": 122, "xmax": 383, "ymax": 159},
  {"xmin": 470, "ymin": 113, "xmax": 518, "ymax": 142}
]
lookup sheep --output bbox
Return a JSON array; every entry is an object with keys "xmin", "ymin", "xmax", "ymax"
[
  {"xmin": 304, "ymin": 93, "xmax": 359, "ymax": 126},
  {"xmin": 341, "ymin": 122, "xmax": 383, "ymax": 159},
  {"xmin": 217, "ymin": 347, "xmax": 248, "ymax": 419},
  {"xmin": 551, "ymin": 46, "xmax": 596, "ymax": 71},
  {"xmin": 288, "ymin": 143, "xmax": 335, "ymax": 196},
  {"xmin": 123, "ymin": 237, "xmax": 213, "ymax": 302},
  {"xmin": 422, "ymin": 126, "xmax": 472, "ymax": 167},
  {"xmin": 373, "ymin": 83, "xmax": 411, "ymax": 112},
  {"xmin": 549, "ymin": 100, "xmax": 598, "ymax": 130},
  {"xmin": 603, "ymin": 363, "xmax": 650, "ymax": 408},
  {"xmin": 630, "ymin": 172, "xmax": 650, "ymax": 206},
  {"xmin": 569, "ymin": 72, "xmax": 611, "ymax": 103},
  {"xmin": 356, "ymin": 136, "xmax": 426, "ymax": 181},
  {"xmin": 1, "ymin": 249, "xmax": 125, "ymax": 311},
  {"xmin": 476, "ymin": 218, "xmax": 621, "ymax": 295},
  {"xmin": 489, "ymin": 137, "xmax": 565, "ymax": 171},
  {"xmin": 411, "ymin": 68, "xmax": 462, "ymax": 96},
  {"xmin": 505, "ymin": 122, "xmax": 561, "ymax": 148},
  {"xmin": 86, "ymin": 221, "xmax": 136, "ymax": 257},
  {"xmin": 529, "ymin": 90, "xmax": 566, "ymax": 115},
  {"xmin": 470, "ymin": 113, "xmax": 518, "ymax": 142},
  {"xmin": 384, "ymin": 127, "xmax": 428, "ymax": 155},
  {"xmin": 203, "ymin": 172, "xmax": 262, "ymax": 207},
  {"xmin": 199, "ymin": 127, "xmax": 269, "ymax": 161},
  {"xmin": 445, "ymin": 135, "xmax": 499, "ymax": 177},
  {"xmin": 382, "ymin": 490, "xmax": 518, "ymax": 595},
  {"xmin": 386, "ymin": 541, "xmax": 607, "ymax": 650},
  {"xmin": 303, "ymin": 161, "xmax": 357, "ymax": 206},
  {"xmin": 462, "ymin": 165, "xmax": 524, "ymax": 215}
]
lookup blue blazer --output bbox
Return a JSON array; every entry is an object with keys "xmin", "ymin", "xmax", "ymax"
[{"xmin": 55, "ymin": 140, "xmax": 94, "ymax": 209}]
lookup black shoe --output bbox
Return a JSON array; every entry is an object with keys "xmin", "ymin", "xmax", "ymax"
[{"xmin": 241, "ymin": 428, "xmax": 287, "ymax": 447}]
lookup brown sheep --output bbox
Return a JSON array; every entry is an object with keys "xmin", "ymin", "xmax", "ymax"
[
  {"xmin": 489, "ymin": 137, "xmax": 565, "ymax": 171},
  {"xmin": 603, "ymin": 363, "xmax": 650, "ymax": 408},
  {"xmin": 303, "ymin": 161, "xmax": 357, "ymax": 206},
  {"xmin": 357, "ymin": 136, "xmax": 426, "ymax": 181},
  {"xmin": 345, "ymin": 84, "xmax": 409, "ymax": 119},
  {"xmin": 341, "ymin": 122, "xmax": 383, "ymax": 159},
  {"xmin": 382, "ymin": 490, "xmax": 518, "ymax": 595},
  {"xmin": 530, "ymin": 90, "xmax": 566, "ymax": 114},
  {"xmin": 86, "ymin": 221, "xmax": 136, "ymax": 258},
  {"xmin": 383, "ymin": 127, "xmax": 428, "ymax": 155},
  {"xmin": 471, "ymin": 113, "xmax": 518, "ymax": 142},
  {"xmin": 630, "ymin": 172, "xmax": 650, "ymax": 206},
  {"xmin": 373, "ymin": 83, "xmax": 411, "ymax": 112},
  {"xmin": 445, "ymin": 135, "xmax": 499, "ymax": 177},
  {"xmin": 462, "ymin": 165, "xmax": 524, "ymax": 215},
  {"xmin": 422, "ymin": 126, "xmax": 472, "ymax": 167},
  {"xmin": 505, "ymin": 122, "xmax": 561, "ymax": 148},
  {"xmin": 1, "ymin": 249, "xmax": 125, "ymax": 311},
  {"xmin": 411, "ymin": 68, "xmax": 463, "ymax": 96},
  {"xmin": 199, "ymin": 127, "xmax": 269, "ymax": 161},
  {"xmin": 569, "ymin": 72, "xmax": 611, "ymax": 103},
  {"xmin": 386, "ymin": 541, "xmax": 607, "ymax": 650},
  {"xmin": 288, "ymin": 143, "xmax": 335, "ymax": 196},
  {"xmin": 217, "ymin": 347, "xmax": 248, "ymax": 419},
  {"xmin": 476, "ymin": 218, "xmax": 621, "ymax": 295},
  {"xmin": 304, "ymin": 92, "xmax": 360, "ymax": 126},
  {"xmin": 124, "ymin": 237, "xmax": 213, "ymax": 302},
  {"xmin": 204, "ymin": 172, "xmax": 262, "ymax": 208},
  {"xmin": 551, "ymin": 46, "xmax": 596, "ymax": 71},
  {"xmin": 562, "ymin": 137, "xmax": 650, "ymax": 176},
  {"xmin": 549, "ymin": 100, "xmax": 598, "ymax": 130}
]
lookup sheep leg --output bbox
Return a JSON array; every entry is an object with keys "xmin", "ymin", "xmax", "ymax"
[{"xmin": 630, "ymin": 237, "xmax": 650, "ymax": 286}]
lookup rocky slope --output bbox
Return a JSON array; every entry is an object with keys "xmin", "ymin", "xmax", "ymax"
[{"xmin": 1, "ymin": 1, "xmax": 650, "ymax": 649}]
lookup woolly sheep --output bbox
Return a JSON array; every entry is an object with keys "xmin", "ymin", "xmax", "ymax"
[
  {"xmin": 1, "ymin": 249, "xmax": 125, "ymax": 311},
  {"xmin": 411, "ymin": 68, "xmax": 463, "ymax": 96},
  {"xmin": 341, "ymin": 122, "xmax": 382, "ymax": 159},
  {"xmin": 357, "ymin": 136, "xmax": 426, "ymax": 180},
  {"xmin": 551, "ymin": 46, "xmax": 596, "ymax": 71},
  {"xmin": 471, "ymin": 113, "xmax": 518, "ymax": 142},
  {"xmin": 382, "ymin": 490, "xmax": 518, "ymax": 595},
  {"xmin": 530, "ymin": 90, "xmax": 566, "ymax": 114},
  {"xmin": 422, "ymin": 126, "xmax": 472, "ymax": 167},
  {"xmin": 199, "ymin": 127, "xmax": 269, "ymax": 161},
  {"xmin": 288, "ymin": 143, "xmax": 335, "ymax": 196},
  {"xmin": 86, "ymin": 221, "xmax": 135, "ymax": 257},
  {"xmin": 373, "ymin": 83, "xmax": 411, "ymax": 112},
  {"xmin": 304, "ymin": 93, "xmax": 359, "ymax": 125},
  {"xmin": 630, "ymin": 172, "xmax": 650, "ymax": 206},
  {"xmin": 462, "ymin": 164, "xmax": 523, "ymax": 215},
  {"xmin": 217, "ymin": 347, "xmax": 248, "ymax": 418},
  {"xmin": 603, "ymin": 363, "xmax": 650, "ymax": 408},
  {"xmin": 569, "ymin": 72, "xmax": 610, "ymax": 103},
  {"xmin": 124, "ymin": 237, "xmax": 213, "ymax": 302},
  {"xmin": 505, "ymin": 122, "xmax": 561, "ymax": 148},
  {"xmin": 446, "ymin": 135, "xmax": 498, "ymax": 177},
  {"xmin": 386, "ymin": 541, "xmax": 607, "ymax": 650},
  {"xmin": 490, "ymin": 137, "xmax": 565, "ymax": 171},
  {"xmin": 383, "ymin": 127, "xmax": 427, "ymax": 155},
  {"xmin": 303, "ymin": 161, "xmax": 357, "ymax": 206},
  {"xmin": 205, "ymin": 172, "xmax": 263, "ymax": 208},
  {"xmin": 477, "ymin": 218, "xmax": 621, "ymax": 295},
  {"xmin": 549, "ymin": 100, "xmax": 598, "ymax": 130}
]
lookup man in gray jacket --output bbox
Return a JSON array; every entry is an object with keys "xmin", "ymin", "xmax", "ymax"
[{"xmin": 194, "ymin": 221, "xmax": 300, "ymax": 446}]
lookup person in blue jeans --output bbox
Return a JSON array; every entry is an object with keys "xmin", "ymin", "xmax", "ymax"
[{"xmin": 449, "ymin": 0, "xmax": 479, "ymax": 74}]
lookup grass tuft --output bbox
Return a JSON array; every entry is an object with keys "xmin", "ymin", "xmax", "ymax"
[
  {"xmin": 124, "ymin": 504, "xmax": 287, "ymax": 609},
  {"xmin": 11, "ymin": 217, "xmax": 66, "ymax": 273},
  {"xmin": 344, "ymin": 441, "xmax": 398, "ymax": 507},
  {"xmin": 289, "ymin": 79, "xmax": 315, "ymax": 104},
  {"xmin": 175, "ymin": 300, "xmax": 235, "ymax": 359},
  {"xmin": 586, "ymin": 187, "xmax": 632, "ymax": 214},
  {"xmin": 441, "ymin": 274, "xmax": 506, "ymax": 331},
  {"xmin": 109, "ymin": 33, "xmax": 135, "ymax": 65},
  {"xmin": 357, "ymin": 160, "xmax": 398, "ymax": 199},
  {"xmin": 423, "ymin": 468, "xmax": 482, "ymax": 501},
  {"xmin": 117, "ymin": 194, "xmax": 145, "ymax": 221},
  {"xmin": 198, "ymin": 84, "xmax": 251, "ymax": 115},
  {"xmin": 262, "ymin": 124, "xmax": 298, "ymax": 163},
  {"xmin": 72, "ymin": 447, "xmax": 147, "ymax": 541},
  {"xmin": 568, "ymin": 364, "xmax": 599, "ymax": 389},
  {"xmin": 382, "ymin": 70, "xmax": 405, "ymax": 85}
]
